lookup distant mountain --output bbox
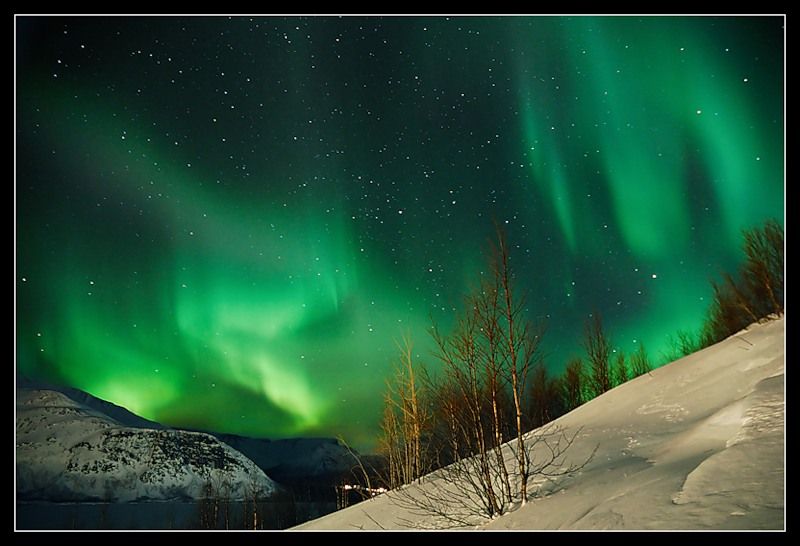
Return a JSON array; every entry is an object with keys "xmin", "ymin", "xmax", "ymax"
[
  {"xmin": 16, "ymin": 388, "xmax": 276, "ymax": 502},
  {"xmin": 211, "ymin": 433, "xmax": 359, "ymax": 483},
  {"xmin": 15, "ymin": 378, "xmax": 363, "ymax": 493}
]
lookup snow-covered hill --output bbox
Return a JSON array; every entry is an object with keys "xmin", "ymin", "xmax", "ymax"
[
  {"xmin": 296, "ymin": 317, "xmax": 784, "ymax": 530},
  {"xmin": 16, "ymin": 389, "xmax": 277, "ymax": 502}
]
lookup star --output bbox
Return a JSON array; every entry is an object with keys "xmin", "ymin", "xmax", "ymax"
[{"xmin": 15, "ymin": 15, "xmax": 783, "ymax": 450}]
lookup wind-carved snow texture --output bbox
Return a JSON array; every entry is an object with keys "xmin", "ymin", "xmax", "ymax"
[
  {"xmin": 16, "ymin": 389, "xmax": 277, "ymax": 502},
  {"xmin": 669, "ymin": 373, "xmax": 784, "ymax": 528},
  {"xmin": 636, "ymin": 397, "xmax": 690, "ymax": 423},
  {"xmin": 296, "ymin": 317, "xmax": 784, "ymax": 530}
]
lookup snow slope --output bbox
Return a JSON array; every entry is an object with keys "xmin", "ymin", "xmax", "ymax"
[
  {"xmin": 296, "ymin": 317, "xmax": 784, "ymax": 530},
  {"xmin": 16, "ymin": 388, "xmax": 277, "ymax": 502}
]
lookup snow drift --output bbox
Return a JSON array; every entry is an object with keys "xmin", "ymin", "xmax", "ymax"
[
  {"xmin": 296, "ymin": 317, "xmax": 784, "ymax": 530},
  {"xmin": 16, "ymin": 388, "xmax": 277, "ymax": 502}
]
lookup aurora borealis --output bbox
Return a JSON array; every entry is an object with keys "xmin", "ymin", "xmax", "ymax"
[{"xmin": 16, "ymin": 16, "xmax": 783, "ymax": 450}]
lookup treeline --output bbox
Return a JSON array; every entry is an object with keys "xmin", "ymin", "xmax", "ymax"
[
  {"xmin": 371, "ymin": 218, "xmax": 783, "ymax": 523},
  {"xmin": 376, "ymin": 227, "xmax": 644, "ymax": 523},
  {"xmin": 661, "ymin": 219, "xmax": 784, "ymax": 361},
  {"xmin": 700, "ymin": 219, "xmax": 784, "ymax": 346}
]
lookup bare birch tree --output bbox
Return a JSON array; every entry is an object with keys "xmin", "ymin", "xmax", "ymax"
[
  {"xmin": 491, "ymin": 226, "xmax": 544, "ymax": 505},
  {"xmin": 583, "ymin": 312, "xmax": 611, "ymax": 399},
  {"xmin": 383, "ymin": 227, "xmax": 593, "ymax": 526},
  {"xmin": 742, "ymin": 219, "xmax": 783, "ymax": 317},
  {"xmin": 612, "ymin": 350, "xmax": 628, "ymax": 387},
  {"xmin": 630, "ymin": 343, "xmax": 651, "ymax": 378},
  {"xmin": 561, "ymin": 357, "xmax": 585, "ymax": 411},
  {"xmin": 378, "ymin": 336, "xmax": 431, "ymax": 488}
]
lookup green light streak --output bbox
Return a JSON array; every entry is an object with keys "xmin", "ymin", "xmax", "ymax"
[{"xmin": 16, "ymin": 17, "xmax": 783, "ymax": 450}]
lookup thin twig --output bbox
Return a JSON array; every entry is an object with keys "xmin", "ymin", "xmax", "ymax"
[{"xmin": 362, "ymin": 510, "xmax": 386, "ymax": 530}]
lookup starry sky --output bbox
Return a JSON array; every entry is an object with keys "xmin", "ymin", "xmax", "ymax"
[{"xmin": 16, "ymin": 16, "xmax": 783, "ymax": 450}]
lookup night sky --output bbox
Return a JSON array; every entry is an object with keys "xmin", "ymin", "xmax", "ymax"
[{"xmin": 16, "ymin": 16, "xmax": 784, "ymax": 450}]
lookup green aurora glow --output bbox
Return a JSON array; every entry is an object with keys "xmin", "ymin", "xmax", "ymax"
[{"xmin": 16, "ymin": 16, "xmax": 783, "ymax": 449}]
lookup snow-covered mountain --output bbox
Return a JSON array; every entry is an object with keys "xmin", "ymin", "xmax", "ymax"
[
  {"xmin": 16, "ymin": 388, "xmax": 277, "ymax": 502},
  {"xmin": 15, "ymin": 377, "xmax": 358, "ymax": 484},
  {"xmin": 16, "ymin": 376, "xmax": 166, "ymax": 431},
  {"xmin": 296, "ymin": 317, "xmax": 785, "ymax": 530}
]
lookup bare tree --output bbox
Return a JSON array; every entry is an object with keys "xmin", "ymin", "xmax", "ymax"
[
  {"xmin": 378, "ymin": 390, "xmax": 403, "ymax": 489},
  {"xmin": 236, "ymin": 471, "xmax": 263, "ymax": 530},
  {"xmin": 398, "ymin": 336, "xmax": 428, "ymax": 483},
  {"xmin": 612, "ymin": 350, "xmax": 628, "ymax": 387},
  {"xmin": 337, "ymin": 435, "xmax": 387, "ymax": 507},
  {"xmin": 629, "ymin": 343, "xmax": 651, "ymax": 378},
  {"xmin": 561, "ymin": 357, "xmax": 585, "ymax": 411},
  {"xmin": 198, "ymin": 477, "xmax": 216, "ymax": 529},
  {"xmin": 378, "ymin": 336, "xmax": 431, "ymax": 488},
  {"xmin": 701, "ymin": 220, "xmax": 784, "ymax": 346},
  {"xmin": 742, "ymin": 219, "xmax": 783, "ymax": 316},
  {"xmin": 491, "ymin": 226, "xmax": 544, "ymax": 505},
  {"xmin": 381, "ymin": 227, "xmax": 592, "ymax": 526},
  {"xmin": 390, "ymin": 422, "xmax": 594, "ymax": 529},
  {"xmin": 428, "ymin": 310, "xmax": 509, "ymax": 518},
  {"xmin": 662, "ymin": 329, "xmax": 700, "ymax": 362},
  {"xmin": 583, "ymin": 313, "xmax": 612, "ymax": 399},
  {"xmin": 724, "ymin": 272, "xmax": 760, "ymax": 325},
  {"xmin": 217, "ymin": 470, "xmax": 233, "ymax": 529},
  {"xmin": 425, "ymin": 374, "xmax": 461, "ymax": 469},
  {"xmin": 529, "ymin": 363, "xmax": 560, "ymax": 429},
  {"xmin": 701, "ymin": 279, "xmax": 750, "ymax": 345}
]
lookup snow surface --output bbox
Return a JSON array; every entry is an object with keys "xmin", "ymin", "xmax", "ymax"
[
  {"xmin": 16, "ymin": 389, "xmax": 277, "ymax": 502},
  {"xmin": 295, "ymin": 317, "xmax": 784, "ymax": 530}
]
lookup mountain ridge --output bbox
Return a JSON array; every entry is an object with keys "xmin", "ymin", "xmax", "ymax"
[
  {"xmin": 15, "ymin": 377, "xmax": 359, "ymax": 498},
  {"xmin": 16, "ymin": 387, "xmax": 277, "ymax": 502}
]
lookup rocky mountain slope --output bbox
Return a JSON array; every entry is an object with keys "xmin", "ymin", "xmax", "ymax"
[
  {"xmin": 212, "ymin": 433, "xmax": 357, "ymax": 482},
  {"xmin": 16, "ymin": 388, "xmax": 277, "ymax": 502}
]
